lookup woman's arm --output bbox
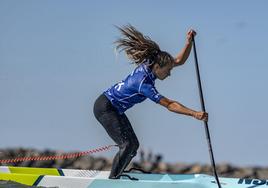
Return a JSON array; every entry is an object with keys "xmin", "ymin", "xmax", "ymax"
[
  {"xmin": 173, "ymin": 29, "xmax": 196, "ymax": 67},
  {"xmin": 159, "ymin": 97, "xmax": 208, "ymax": 121}
]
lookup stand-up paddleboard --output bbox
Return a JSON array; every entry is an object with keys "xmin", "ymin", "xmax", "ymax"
[{"xmin": 0, "ymin": 166, "xmax": 267, "ymax": 188}]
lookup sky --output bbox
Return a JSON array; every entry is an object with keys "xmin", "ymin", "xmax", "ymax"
[{"xmin": 1, "ymin": 0, "xmax": 268, "ymax": 167}]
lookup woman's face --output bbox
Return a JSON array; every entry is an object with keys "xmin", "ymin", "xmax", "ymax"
[{"xmin": 153, "ymin": 62, "xmax": 173, "ymax": 80}]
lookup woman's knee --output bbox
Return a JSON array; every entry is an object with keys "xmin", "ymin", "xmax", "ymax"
[
  {"xmin": 132, "ymin": 138, "xmax": 139, "ymax": 152},
  {"xmin": 120, "ymin": 139, "xmax": 139, "ymax": 155}
]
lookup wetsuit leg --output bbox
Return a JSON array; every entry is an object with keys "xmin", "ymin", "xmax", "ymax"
[
  {"xmin": 108, "ymin": 114, "xmax": 139, "ymax": 178},
  {"xmin": 93, "ymin": 94, "xmax": 139, "ymax": 179}
]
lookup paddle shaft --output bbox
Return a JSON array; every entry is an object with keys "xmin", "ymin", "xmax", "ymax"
[{"xmin": 192, "ymin": 37, "xmax": 222, "ymax": 188}]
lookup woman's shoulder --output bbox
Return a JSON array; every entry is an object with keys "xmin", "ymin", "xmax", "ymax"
[{"xmin": 125, "ymin": 65, "xmax": 148, "ymax": 86}]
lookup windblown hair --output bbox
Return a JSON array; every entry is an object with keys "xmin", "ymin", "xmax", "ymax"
[{"xmin": 115, "ymin": 24, "xmax": 174, "ymax": 67}]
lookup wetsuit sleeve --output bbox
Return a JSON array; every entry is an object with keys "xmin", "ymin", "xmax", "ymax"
[{"xmin": 139, "ymin": 81, "xmax": 164, "ymax": 103}]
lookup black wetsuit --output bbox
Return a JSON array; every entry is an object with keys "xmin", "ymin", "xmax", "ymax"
[
  {"xmin": 93, "ymin": 63, "xmax": 163, "ymax": 178},
  {"xmin": 93, "ymin": 94, "xmax": 139, "ymax": 178}
]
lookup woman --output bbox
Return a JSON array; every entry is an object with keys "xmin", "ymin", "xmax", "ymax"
[{"xmin": 93, "ymin": 25, "xmax": 208, "ymax": 179}]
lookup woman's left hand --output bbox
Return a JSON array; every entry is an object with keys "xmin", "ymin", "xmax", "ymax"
[{"xmin": 187, "ymin": 29, "xmax": 197, "ymax": 43}]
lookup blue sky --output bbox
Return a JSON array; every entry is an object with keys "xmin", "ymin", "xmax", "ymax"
[{"xmin": 1, "ymin": 0, "xmax": 268, "ymax": 167}]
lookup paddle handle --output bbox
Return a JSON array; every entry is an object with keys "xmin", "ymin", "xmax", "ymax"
[{"xmin": 192, "ymin": 36, "xmax": 222, "ymax": 188}]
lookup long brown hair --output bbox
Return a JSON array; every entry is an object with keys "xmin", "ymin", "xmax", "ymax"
[{"xmin": 115, "ymin": 24, "xmax": 174, "ymax": 67}]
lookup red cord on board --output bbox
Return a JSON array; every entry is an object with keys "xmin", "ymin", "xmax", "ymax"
[{"xmin": 0, "ymin": 145, "xmax": 116, "ymax": 164}]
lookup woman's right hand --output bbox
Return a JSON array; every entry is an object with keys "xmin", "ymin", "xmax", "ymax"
[
  {"xmin": 193, "ymin": 111, "xmax": 208, "ymax": 122},
  {"xmin": 186, "ymin": 29, "xmax": 196, "ymax": 43}
]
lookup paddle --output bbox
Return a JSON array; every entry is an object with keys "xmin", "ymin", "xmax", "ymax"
[{"xmin": 192, "ymin": 36, "xmax": 222, "ymax": 188}]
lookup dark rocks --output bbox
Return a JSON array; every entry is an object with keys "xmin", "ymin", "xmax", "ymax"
[
  {"xmin": 1, "ymin": 148, "xmax": 268, "ymax": 180},
  {"xmin": 90, "ymin": 157, "xmax": 107, "ymax": 170},
  {"xmin": 71, "ymin": 156, "xmax": 94, "ymax": 169}
]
